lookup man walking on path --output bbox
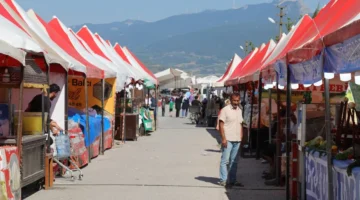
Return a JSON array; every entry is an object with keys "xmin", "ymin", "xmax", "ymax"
[{"xmin": 218, "ymin": 93, "xmax": 244, "ymax": 187}]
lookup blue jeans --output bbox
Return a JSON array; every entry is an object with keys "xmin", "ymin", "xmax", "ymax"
[
  {"xmin": 182, "ymin": 109, "xmax": 188, "ymax": 117},
  {"xmin": 220, "ymin": 141, "xmax": 241, "ymax": 183}
]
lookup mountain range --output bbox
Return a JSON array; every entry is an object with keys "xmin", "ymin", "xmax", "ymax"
[{"xmin": 71, "ymin": 0, "xmax": 322, "ymax": 76}]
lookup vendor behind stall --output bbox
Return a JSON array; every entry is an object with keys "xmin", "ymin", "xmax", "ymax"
[{"xmin": 26, "ymin": 84, "xmax": 63, "ymax": 135}]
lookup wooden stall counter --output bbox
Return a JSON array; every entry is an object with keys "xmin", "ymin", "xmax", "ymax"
[
  {"xmin": 0, "ymin": 135, "xmax": 46, "ymax": 188},
  {"xmin": 115, "ymin": 113, "xmax": 139, "ymax": 141}
]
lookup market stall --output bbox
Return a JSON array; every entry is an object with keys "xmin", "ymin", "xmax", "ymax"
[
  {"xmin": 1, "ymin": 57, "xmax": 48, "ymax": 189},
  {"xmin": 67, "ymin": 77, "xmax": 116, "ymax": 159}
]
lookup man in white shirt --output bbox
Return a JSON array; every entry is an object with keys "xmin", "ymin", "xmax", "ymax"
[
  {"xmin": 145, "ymin": 94, "xmax": 152, "ymax": 106},
  {"xmin": 218, "ymin": 93, "xmax": 244, "ymax": 187}
]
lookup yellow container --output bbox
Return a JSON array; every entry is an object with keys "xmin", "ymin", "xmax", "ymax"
[{"xmin": 14, "ymin": 112, "xmax": 48, "ymax": 135}]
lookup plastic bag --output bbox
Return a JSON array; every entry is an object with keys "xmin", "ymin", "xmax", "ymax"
[
  {"xmin": 68, "ymin": 119, "xmax": 79, "ymax": 130},
  {"xmin": 55, "ymin": 131, "xmax": 71, "ymax": 159}
]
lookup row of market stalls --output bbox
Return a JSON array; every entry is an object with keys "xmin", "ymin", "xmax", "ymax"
[
  {"xmin": 155, "ymin": 68, "xmax": 193, "ymax": 90},
  {"xmin": 155, "ymin": 68, "xmax": 221, "ymax": 99},
  {"xmin": 0, "ymin": 0, "xmax": 157, "ymax": 197},
  {"xmin": 214, "ymin": 0, "xmax": 360, "ymax": 199}
]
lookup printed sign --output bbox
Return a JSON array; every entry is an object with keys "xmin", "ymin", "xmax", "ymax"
[
  {"xmin": 68, "ymin": 77, "xmax": 116, "ymax": 115},
  {"xmin": 274, "ymin": 59, "xmax": 287, "ymax": 86},
  {"xmin": 305, "ymin": 153, "xmax": 360, "ymax": 200},
  {"xmin": 324, "ymin": 34, "xmax": 360, "ymax": 73},
  {"xmin": 289, "ymin": 54, "xmax": 323, "ymax": 85}
]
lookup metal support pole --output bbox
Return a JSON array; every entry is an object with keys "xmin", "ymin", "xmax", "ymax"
[
  {"xmin": 42, "ymin": 87, "xmax": 45, "ymax": 134},
  {"xmin": 46, "ymin": 63, "xmax": 50, "ymax": 153},
  {"xmin": 249, "ymin": 82, "xmax": 255, "ymax": 156},
  {"xmin": 8, "ymin": 88, "xmax": 12, "ymax": 136},
  {"xmin": 324, "ymin": 78, "xmax": 334, "ymax": 200},
  {"xmin": 154, "ymin": 86, "xmax": 157, "ymax": 131},
  {"xmin": 276, "ymin": 74, "xmax": 282, "ymax": 186},
  {"xmin": 122, "ymin": 85, "xmax": 127, "ymax": 143},
  {"xmin": 65, "ymin": 72, "xmax": 68, "ymax": 134},
  {"xmin": 101, "ymin": 79, "xmax": 105, "ymax": 155},
  {"xmin": 285, "ymin": 63, "xmax": 292, "ymax": 200},
  {"xmin": 84, "ymin": 77, "xmax": 91, "ymax": 163},
  {"xmin": 17, "ymin": 73, "xmax": 24, "ymax": 163},
  {"xmin": 147, "ymin": 90, "xmax": 150, "ymax": 107},
  {"xmin": 269, "ymin": 88, "xmax": 272, "ymax": 144},
  {"xmin": 242, "ymin": 84, "xmax": 247, "ymax": 118},
  {"xmin": 256, "ymin": 74, "xmax": 263, "ymax": 159}
]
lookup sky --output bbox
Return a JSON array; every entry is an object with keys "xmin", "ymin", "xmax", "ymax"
[{"xmin": 16, "ymin": 0, "xmax": 327, "ymax": 26}]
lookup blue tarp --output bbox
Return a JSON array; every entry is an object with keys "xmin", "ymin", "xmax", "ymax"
[
  {"xmin": 95, "ymin": 115, "xmax": 111, "ymax": 132},
  {"xmin": 68, "ymin": 107, "xmax": 101, "ymax": 147}
]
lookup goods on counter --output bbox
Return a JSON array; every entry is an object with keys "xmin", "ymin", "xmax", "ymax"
[
  {"xmin": 305, "ymin": 136, "xmax": 334, "ymax": 156},
  {"xmin": 335, "ymin": 147, "xmax": 353, "ymax": 160},
  {"xmin": 347, "ymin": 159, "xmax": 360, "ymax": 176}
]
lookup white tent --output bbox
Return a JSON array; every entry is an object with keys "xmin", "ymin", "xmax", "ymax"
[
  {"xmin": 49, "ymin": 17, "xmax": 116, "ymax": 79},
  {"xmin": 122, "ymin": 46, "xmax": 158, "ymax": 85},
  {"xmin": 212, "ymin": 54, "xmax": 242, "ymax": 87},
  {"xmin": 76, "ymin": 26, "xmax": 138, "ymax": 90},
  {"xmin": 0, "ymin": 7, "xmax": 43, "ymax": 65},
  {"xmin": 155, "ymin": 68, "xmax": 194, "ymax": 89},
  {"xmin": 155, "ymin": 68, "xmax": 183, "ymax": 82},
  {"xmin": 1, "ymin": 0, "xmax": 86, "ymax": 73}
]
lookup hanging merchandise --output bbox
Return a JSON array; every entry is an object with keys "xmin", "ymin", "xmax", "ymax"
[{"xmin": 303, "ymin": 91, "xmax": 312, "ymax": 104}]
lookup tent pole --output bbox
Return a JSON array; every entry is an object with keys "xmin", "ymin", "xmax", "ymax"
[
  {"xmin": 155, "ymin": 85, "xmax": 157, "ymax": 131},
  {"xmin": 101, "ymin": 79, "xmax": 105, "ymax": 155},
  {"xmin": 269, "ymin": 88, "xmax": 272, "ymax": 144},
  {"xmin": 65, "ymin": 72, "xmax": 68, "ymax": 134},
  {"xmin": 242, "ymin": 84, "xmax": 247, "ymax": 118},
  {"xmin": 325, "ymin": 77, "xmax": 334, "ymax": 200},
  {"xmin": 17, "ymin": 67, "xmax": 24, "ymax": 165},
  {"xmin": 256, "ymin": 73, "xmax": 263, "ymax": 160},
  {"xmin": 85, "ymin": 76, "xmax": 91, "ymax": 163},
  {"xmin": 8, "ymin": 88, "xmax": 12, "ymax": 136},
  {"xmin": 285, "ymin": 61, "xmax": 292, "ymax": 200},
  {"xmin": 249, "ymin": 82, "xmax": 255, "ymax": 156},
  {"xmin": 122, "ymin": 84, "xmax": 127, "ymax": 143},
  {"xmin": 276, "ymin": 73, "xmax": 281, "ymax": 186},
  {"xmin": 45, "ymin": 61, "xmax": 50, "ymax": 153}
]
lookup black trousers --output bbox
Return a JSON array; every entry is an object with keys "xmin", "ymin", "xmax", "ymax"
[{"xmin": 176, "ymin": 109, "xmax": 180, "ymax": 117}]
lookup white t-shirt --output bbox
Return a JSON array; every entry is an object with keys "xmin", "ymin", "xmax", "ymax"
[
  {"xmin": 145, "ymin": 98, "xmax": 152, "ymax": 105},
  {"xmin": 218, "ymin": 105, "xmax": 243, "ymax": 142}
]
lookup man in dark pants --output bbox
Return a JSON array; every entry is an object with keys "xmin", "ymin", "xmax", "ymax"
[
  {"xmin": 175, "ymin": 94, "xmax": 183, "ymax": 118},
  {"xmin": 161, "ymin": 97, "xmax": 166, "ymax": 117},
  {"xmin": 150, "ymin": 94, "xmax": 157, "ymax": 120}
]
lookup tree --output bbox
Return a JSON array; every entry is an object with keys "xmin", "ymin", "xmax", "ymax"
[
  {"xmin": 275, "ymin": 35, "xmax": 280, "ymax": 43},
  {"xmin": 312, "ymin": 3, "xmax": 320, "ymax": 19},
  {"xmin": 248, "ymin": 42, "xmax": 255, "ymax": 51},
  {"xmin": 285, "ymin": 17, "xmax": 295, "ymax": 32}
]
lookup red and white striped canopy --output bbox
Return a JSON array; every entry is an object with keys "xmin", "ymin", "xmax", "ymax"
[
  {"xmin": 2, "ymin": 0, "xmax": 86, "ymax": 74},
  {"xmin": 49, "ymin": 17, "xmax": 117, "ymax": 79}
]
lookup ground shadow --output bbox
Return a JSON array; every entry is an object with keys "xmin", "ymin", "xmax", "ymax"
[
  {"xmin": 204, "ymin": 149, "xmax": 221, "ymax": 153},
  {"xmin": 194, "ymin": 176, "xmax": 219, "ymax": 185},
  {"xmin": 206, "ymin": 128, "xmax": 221, "ymax": 144}
]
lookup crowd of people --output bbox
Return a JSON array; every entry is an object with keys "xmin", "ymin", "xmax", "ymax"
[
  {"xmin": 160, "ymin": 92, "xmax": 208, "ymax": 118},
  {"xmin": 157, "ymin": 88, "xmax": 298, "ymax": 188}
]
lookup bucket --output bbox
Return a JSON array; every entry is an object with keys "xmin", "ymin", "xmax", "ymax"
[{"xmin": 15, "ymin": 112, "xmax": 48, "ymax": 135}]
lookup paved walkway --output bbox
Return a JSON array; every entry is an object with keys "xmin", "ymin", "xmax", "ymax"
[{"xmin": 26, "ymin": 115, "xmax": 285, "ymax": 200}]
